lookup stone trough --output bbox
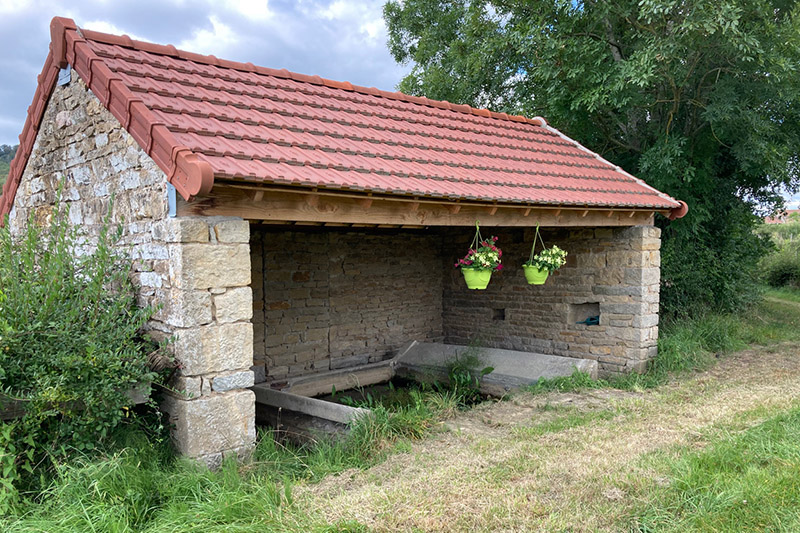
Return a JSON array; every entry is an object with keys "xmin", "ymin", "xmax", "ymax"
[{"xmin": 251, "ymin": 341, "xmax": 597, "ymax": 437}]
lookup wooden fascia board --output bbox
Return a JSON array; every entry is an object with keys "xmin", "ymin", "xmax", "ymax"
[{"xmin": 178, "ymin": 184, "xmax": 659, "ymax": 227}]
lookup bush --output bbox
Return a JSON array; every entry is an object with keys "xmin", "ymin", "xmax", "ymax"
[
  {"xmin": 760, "ymin": 245, "xmax": 800, "ymax": 288},
  {"xmin": 0, "ymin": 197, "xmax": 165, "ymax": 509}
]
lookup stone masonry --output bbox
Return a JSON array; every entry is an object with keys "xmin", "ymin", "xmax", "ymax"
[
  {"xmin": 250, "ymin": 225, "xmax": 660, "ymax": 380},
  {"xmin": 251, "ymin": 228, "xmax": 444, "ymax": 382},
  {"xmin": 6, "ymin": 64, "xmax": 662, "ymax": 466},
  {"xmin": 441, "ymin": 226, "xmax": 660, "ymax": 374},
  {"xmin": 7, "ymin": 69, "xmax": 255, "ymax": 466}
]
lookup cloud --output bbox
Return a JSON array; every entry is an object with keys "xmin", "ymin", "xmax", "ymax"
[
  {"xmin": 81, "ymin": 20, "xmax": 146, "ymax": 41},
  {"xmin": 221, "ymin": 0, "xmax": 272, "ymax": 21},
  {"xmin": 0, "ymin": 1, "xmax": 407, "ymax": 145},
  {"xmin": 177, "ymin": 16, "xmax": 238, "ymax": 56}
]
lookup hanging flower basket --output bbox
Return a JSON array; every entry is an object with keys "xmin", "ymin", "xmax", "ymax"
[
  {"xmin": 522, "ymin": 224, "xmax": 567, "ymax": 285},
  {"xmin": 455, "ymin": 221, "xmax": 503, "ymax": 290}
]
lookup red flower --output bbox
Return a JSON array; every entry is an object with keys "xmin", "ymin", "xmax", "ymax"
[{"xmin": 496, "ymin": 264, "xmax": 503, "ymax": 271}]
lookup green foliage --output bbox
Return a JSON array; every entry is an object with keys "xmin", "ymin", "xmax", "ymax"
[
  {"xmin": 384, "ymin": 0, "xmax": 800, "ymax": 316},
  {"xmin": 443, "ymin": 349, "xmax": 493, "ymax": 405},
  {"xmin": 634, "ymin": 408, "xmax": 800, "ymax": 531},
  {"xmin": 756, "ymin": 220, "xmax": 800, "ymax": 247},
  {"xmin": 523, "ymin": 245, "xmax": 568, "ymax": 273},
  {"xmin": 0, "ymin": 435, "xmax": 365, "ymax": 532},
  {"xmin": 0, "ymin": 195, "xmax": 165, "ymax": 504},
  {"xmin": 0, "ymin": 145, "xmax": 17, "ymax": 193},
  {"xmin": 760, "ymin": 244, "xmax": 800, "ymax": 287}
]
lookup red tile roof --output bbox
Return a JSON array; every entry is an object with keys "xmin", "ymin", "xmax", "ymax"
[{"xmin": 1, "ymin": 17, "xmax": 687, "ymax": 220}]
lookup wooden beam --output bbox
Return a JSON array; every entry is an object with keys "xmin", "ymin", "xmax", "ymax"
[
  {"xmin": 488, "ymin": 205, "xmax": 498, "ymax": 216},
  {"xmin": 606, "ymin": 210, "xmax": 614, "ymax": 218},
  {"xmin": 359, "ymin": 198, "xmax": 374, "ymax": 209},
  {"xmin": 305, "ymin": 194, "xmax": 320, "ymax": 207},
  {"xmin": 554, "ymin": 208, "xmax": 562, "ymax": 217},
  {"xmin": 179, "ymin": 185, "xmax": 659, "ymax": 227}
]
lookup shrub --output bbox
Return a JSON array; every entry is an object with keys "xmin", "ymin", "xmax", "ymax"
[
  {"xmin": 760, "ymin": 245, "xmax": 800, "ymax": 288},
  {"xmin": 0, "ymin": 196, "xmax": 165, "ymax": 508}
]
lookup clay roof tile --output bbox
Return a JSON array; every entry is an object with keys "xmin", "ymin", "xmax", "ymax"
[{"xmin": 0, "ymin": 16, "xmax": 686, "ymax": 222}]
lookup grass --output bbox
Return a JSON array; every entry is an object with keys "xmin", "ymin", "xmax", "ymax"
[
  {"xmin": 528, "ymin": 291, "xmax": 800, "ymax": 394},
  {"xmin": 0, "ymin": 386, "xmax": 468, "ymax": 532},
  {"xmin": 512, "ymin": 407, "xmax": 618, "ymax": 438},
  {"xmin": 633, "ymin": 408, "xmax": 800, "ymax": 532},
  {"xmin": 765, "ymin": 286, "xmax": 800, "ymax": 303},
  {"xmin": 5, "ymin": 290, "xmax": 800, "ymax": 531}
]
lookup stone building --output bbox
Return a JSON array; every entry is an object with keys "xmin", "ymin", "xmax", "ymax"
[{"xmin": 1, "ymin": 17, "xmax": 687, "ymax": 465}]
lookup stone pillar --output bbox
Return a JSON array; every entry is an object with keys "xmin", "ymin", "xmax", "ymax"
[
  {"xmin": 601, "ymin": 225, "xmax": 661, "ymax": 373},
  {"xmin": 157, "ymin": 216, "xmax": 255, "ymax": 467}
]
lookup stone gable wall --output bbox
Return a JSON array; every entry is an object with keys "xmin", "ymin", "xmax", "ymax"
[
  {"xmin": 441, "ymin": 226, "xmax": 660, "ymax": 375},
  {"xmin": 251, "ymin": 228, "xmax": 445, "ymax": 382},
  {"xmin": 7, "ymin": 72, "xmax": 255, "ymax": 466}
]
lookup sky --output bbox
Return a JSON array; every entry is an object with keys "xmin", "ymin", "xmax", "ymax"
[{"xmin": 0, "ymin": 0, "xmax": 408, "ymax": 146}]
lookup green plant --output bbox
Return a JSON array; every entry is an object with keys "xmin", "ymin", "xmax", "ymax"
[
  {"xmin": 522, "ymin": 225, "xmax": 567, "ymax": 273},
  {"xmin": 443, "ymin": 346, "xmax": 493, "ymax": 405},
  {"xmin": 455, "ymin": 223, "xmax": 502, "ymax": 272},
  {"xmin": 0, "ymin": 193, "xmax": 166, "ymax": 502},
  {"xmin": 384, "ymin": 0, "xmax": 799, "ymax": 319},
  {"xmin": 760, "ymin": 244, "xmax": 800, "ymax": 288}
]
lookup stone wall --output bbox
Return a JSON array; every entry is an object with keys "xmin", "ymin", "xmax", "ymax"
[
  {"xmin": 251, "ymin": 228, "xmax": 444, "ymax": 382},
  {"xmin": 441, "ymin": 226, "xmax": 660, "ymax": 375},
  {"xmin": 8, "ymin": 70, "xmax": 255, "ymax": 466}
]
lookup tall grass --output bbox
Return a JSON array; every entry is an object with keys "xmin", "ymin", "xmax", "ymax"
[
  {"xmin": 1, "ymin": 386, "xmax": 465, "ymax": 531},
  {"xmin": 0, "ymin": 430, "xmax": 375, "ymax": 532},
  {"xmin": 633, "ymin": 408, "xmax": 800, "ymax": 532}
]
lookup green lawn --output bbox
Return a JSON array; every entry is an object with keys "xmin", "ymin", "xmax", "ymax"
[{"xmin": 634, "ymin": 408, "xmax": 800, "ymax": 531}]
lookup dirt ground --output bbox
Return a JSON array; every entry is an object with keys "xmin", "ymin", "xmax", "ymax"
[{"xmin": 297, "ymin": 343, "xmax": 800, "ymax": 532}]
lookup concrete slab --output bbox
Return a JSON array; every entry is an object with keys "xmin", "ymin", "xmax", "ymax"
[{"xmin": 393, "ymin": 341, "xmax": 598, "ymax": 396}]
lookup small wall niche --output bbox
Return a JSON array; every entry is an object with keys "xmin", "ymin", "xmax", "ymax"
[
  {"xmin": 492, "ymin": 308, "xmax": 506, "ymax": 321},
  {"xmin": 569, "ymin": 302, "xmax": 600, "ymax": 325}
]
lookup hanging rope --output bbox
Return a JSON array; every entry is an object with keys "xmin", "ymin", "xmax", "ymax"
[
  {"xmin": 528, "ymin": 223, "xmax": 547, "ymax": 263},
  {"xmin": 470, "ymin": 220, "xmax": 484, "ymax": 250}
]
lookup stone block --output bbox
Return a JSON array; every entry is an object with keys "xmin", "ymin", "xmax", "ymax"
[
  {"xmin": 212, "ymin": 370, "xmax": 255, "ymax": 392},
  {"xmin": 169, "ymin": 243, "xmax": 251, "ymax": 289},
  {"xmin": 632, "ymin": 314, "xmax": 659, "ymax": 328},
  {"xmin": 214, "ymin": 287, "xmax": 253, "ymax": 323},
  {"xmin": 213, "ymin": 219, "xmax": 250, "ymax": 243},
  {"xmin": 156, "ymin": 288, "xmax": 213, "ymax": 328},
  {"xmin": 153, "ymin": 217, "xmax": 209, "ymax": 243},
  {"xmin": 174, "ymin": 322, "xmax": 254, "ymax": 376},
  {"xmin": 161, "ymin": 389, "xmax": 255, "ymax": 460},
  {"xmin": 172, "ymin": 376, "xmax": 202, "ymax": 398}
]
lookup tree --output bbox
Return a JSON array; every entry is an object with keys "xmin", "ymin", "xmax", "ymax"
[
  {"xmin": 0, "ymin": 145, "xmax": 18, "ymax": 190},
  {"xmin": 384, "ymin": 0, "xmax": 800, "ymax": 315}
]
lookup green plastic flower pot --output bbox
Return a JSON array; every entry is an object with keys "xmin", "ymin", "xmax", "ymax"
[
  {"xmin": 462, "ymin": 268, "xmax": 492, "ymax": 290},
  {"xmin": 523, "ymin": 265, "xmax": 549, "ymax": 285}
]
